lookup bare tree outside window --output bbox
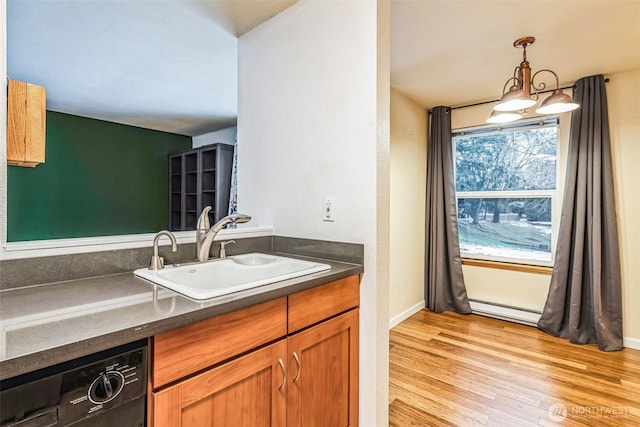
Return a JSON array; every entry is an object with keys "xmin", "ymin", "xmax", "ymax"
[{"xmin": 454, "ymin": 120, "xmax": 558, "ymax": 264}]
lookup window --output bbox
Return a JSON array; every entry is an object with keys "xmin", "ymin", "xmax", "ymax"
[{"xmin": 453, "ymin": 118, "xmax": 559, "ymax": 265}]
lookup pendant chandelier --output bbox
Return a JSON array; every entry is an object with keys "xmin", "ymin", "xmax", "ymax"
[{"xmin": 487, "ymin": 36, "xmax": 579, "ymax": 124}]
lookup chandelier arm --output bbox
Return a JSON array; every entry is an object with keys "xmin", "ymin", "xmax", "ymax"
[
  {"xmin": 498, "ymin": 65, "xmax": 524, "ymax": 95},
  {"xmin": 531, "ymin": 69, "xmax": 561, "ymax": 94},
  {"xmin": 512, "ymin": 66, "xmax": 522, "ymax": 87},
  {"xmin": 501, "ymin": 76, "xmax": 518, "ymax": 95}
]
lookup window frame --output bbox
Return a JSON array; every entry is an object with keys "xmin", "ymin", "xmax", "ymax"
[{"xmin": 452, "ymin": 117, "xmax": 561, "ymax": 268}]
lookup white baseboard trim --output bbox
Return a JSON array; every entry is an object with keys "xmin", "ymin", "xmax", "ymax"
[
  {"xmin": 623, "ymin": 337, "xmax": 640, "ymax": 350},
  {"xmin": 471, "ymin": 301, "xmax": 640, "ymax": 350},
  {"xmin": 389, "ymin": 300, "xmax": 425, "ymax": 329},
  {"xmin": 389, "ymin": 299, "xmax": 640, "ymax": 350},
  {"xmin": 390, "ymin": 300, "xmax": 640, "ymax": 350},
  {"xmin": 469, "ymin": 300, "xmax": 541, "ymax": 327}
]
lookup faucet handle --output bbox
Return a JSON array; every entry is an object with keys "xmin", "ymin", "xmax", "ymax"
[
  {"xmin": 197, "ymin": 206, "xmax": 212, "ymax": 230},
  {"xmin": 219, "ymin": 240, "xmax": 236, "ymax": 259}
]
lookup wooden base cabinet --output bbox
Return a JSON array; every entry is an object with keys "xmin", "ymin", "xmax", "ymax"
[
  {"xmin": 288, "ymin": 309, "xmax": 359, "ymax": 427},
  {"xmin": 150, "ymin": 275, "xmax": 360, "ymax": 427},
  {"xmin": 153, "ymin": 340, "xmax": 287, "ymax": 427}
]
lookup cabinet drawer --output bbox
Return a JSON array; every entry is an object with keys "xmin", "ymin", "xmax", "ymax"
[
  {"xmin": 152, "ymin": 297, "xmax": 287, "ymax": 388},
  {"xmin": 288, "ymin": 275, "xmax": 360, "ymax": 333}
]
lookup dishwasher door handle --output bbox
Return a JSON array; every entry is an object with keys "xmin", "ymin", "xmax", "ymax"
[{"xmin": 6, "ymin": 408, "xmax": 58, "ymax": 427}]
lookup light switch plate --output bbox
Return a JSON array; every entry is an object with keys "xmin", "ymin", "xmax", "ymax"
[{"xmin": 323, "ymin": 197, "xmax": 335, "ymax": 222}]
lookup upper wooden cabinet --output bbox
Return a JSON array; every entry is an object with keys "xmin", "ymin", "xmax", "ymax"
[{"xmin": 7, "ymin": 79, "xmax": 47, "ymax": 167}]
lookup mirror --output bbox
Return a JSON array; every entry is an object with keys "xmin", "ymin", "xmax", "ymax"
[{"xmin": 4, "ymin": 0, "xmax": 248, "ymax": 246}]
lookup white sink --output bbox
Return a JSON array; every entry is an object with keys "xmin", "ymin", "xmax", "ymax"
[
  {"xmin": 231, "ymin": 253, "xmax": 278, "ymax": 266},
  {"xmin": 134, "ymin": 253, "xmax": 330, "ymax": 300}
]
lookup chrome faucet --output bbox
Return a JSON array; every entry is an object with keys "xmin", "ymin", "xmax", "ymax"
[
  {"xmin": 196, "ymin": 209, "xmax": 251, "ymax": 262},
  {"xmin": 148, "ymin": 230, "xmax": 178, "ymax": 270}
]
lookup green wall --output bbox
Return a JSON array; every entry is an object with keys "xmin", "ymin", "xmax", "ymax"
[{"xmin": 7, "ymin": 111, "xmax": 192, "ymax": 241}]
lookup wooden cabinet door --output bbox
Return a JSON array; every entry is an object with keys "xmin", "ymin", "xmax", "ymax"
[
  {"xmin": 153, "ymin": 339, "xmax": 287, "ymax": 427},
  {"xmin": 287, "ymin": 309, "xmax": 359, "ymax": 427}
]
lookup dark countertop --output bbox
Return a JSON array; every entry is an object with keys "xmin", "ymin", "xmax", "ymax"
[{"xmin": 0, "ymin": 252, "xmax": 362, "ymax": 381}]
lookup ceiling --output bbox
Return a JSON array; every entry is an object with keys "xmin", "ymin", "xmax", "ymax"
[
  {"xmin": 7, "ymin": 1, "xmax": 640, "ymax": 137},
  {"xmin": 7, "ymin": 0, "xmax": 297, "ymax": 136},
  {"xmin": 391, "ymin": 0, "xmax": 640, "ymax": 109}
]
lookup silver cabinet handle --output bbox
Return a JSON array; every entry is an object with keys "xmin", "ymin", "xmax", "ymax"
[
  {"xmin": 292, "ymin": 352, "xmax": 301, "ymax": 383},
  {"xmin": 278, "ymin": 358, "xmax": 287, "ymax": 390}
]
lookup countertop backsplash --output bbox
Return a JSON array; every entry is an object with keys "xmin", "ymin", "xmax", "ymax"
[{"xmin": 0, "ymin": 236, "xmax": 363, "ymax": 290}]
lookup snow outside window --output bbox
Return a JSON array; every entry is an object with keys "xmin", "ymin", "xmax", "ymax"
[{"xmin": 453, "ymin": 118, "xmax": 559, "ymax": 266}]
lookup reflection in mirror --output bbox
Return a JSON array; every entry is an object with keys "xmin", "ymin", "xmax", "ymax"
[
  {"xmin": 8, "ymin": 112, "xmax": 193, "ymax": 241},
  {"xmin": 5, "ymin": 0, "xmax": 240, "ymax": 243}
]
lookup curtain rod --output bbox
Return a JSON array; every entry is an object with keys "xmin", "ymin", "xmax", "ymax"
[{"xmin": 427, "ymin": 78, "xmax": 610, "ymax": 114}]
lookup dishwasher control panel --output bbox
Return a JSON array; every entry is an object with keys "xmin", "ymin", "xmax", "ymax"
[
  {"xmin": 1, "ymin": 340, "xmax": 147, "ymax": 427},
  {"xmin": 60, "ymin": 347, "xmax": 146, "ymax": 420}
]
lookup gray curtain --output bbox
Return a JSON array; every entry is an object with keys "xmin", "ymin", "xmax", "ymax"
[
  {"xmin": 537, "ymin": 75, "xmax": 623, "ymax": 351},
  {"xmin": 425, "ymin": 106, "xmax": 471, "ymax": 313}
]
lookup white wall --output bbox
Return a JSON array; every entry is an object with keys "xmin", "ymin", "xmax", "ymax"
[
  {"xmin": 237, "ymin": 1, "xmax": 390, "ymax": 425},
  {"xmin": 1, "ymin": 1, "xmax": 6, "ymax": 248},
  {"xmin": 192, "ymin": 125, "xmax": 236, "ymax": 148},
  {"xmin": 375, "ymin": 3, "xmax": 391, "ymax": 422},
  {"xmin": 461, "ymin": 265, "xmax": 550, "ymax": 311},
  {"xmin": 608, "ymin": 69, "xmax": 640, "ymax": 346},
  {"xmin": 389, "ymin": 89, "xmax": 426, "ymax": 325}
]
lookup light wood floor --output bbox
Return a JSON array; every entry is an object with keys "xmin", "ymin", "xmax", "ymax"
[{"xmin": 389, "ymin": 310, "xmax": 640, "ymax": 427}]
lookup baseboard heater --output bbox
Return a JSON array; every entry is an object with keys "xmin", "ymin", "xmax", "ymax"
[{"xmin": 469, "ymin": 300, "xmax": 541, "ymax": 327}]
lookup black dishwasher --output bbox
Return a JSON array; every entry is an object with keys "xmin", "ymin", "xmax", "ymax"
[{"xmin": 0, "ymin": 339, "xmax": 147, "ymax": 427}]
